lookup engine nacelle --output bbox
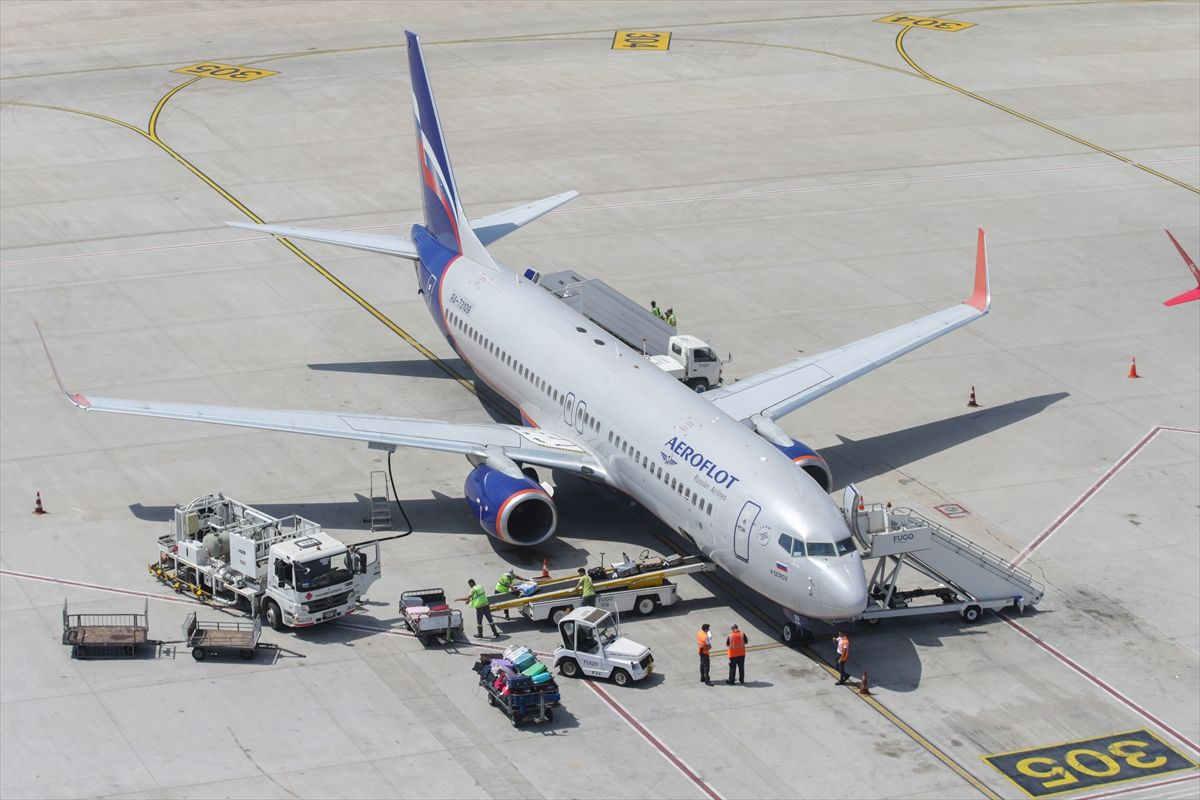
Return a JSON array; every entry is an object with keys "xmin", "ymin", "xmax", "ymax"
[
  {"xmin": 464, "ymin": 460, "xmax": 557, "ymax": 546},
  {"xmin": 750, "ymin": 415, "xmax": 833, "ymax": 493}
]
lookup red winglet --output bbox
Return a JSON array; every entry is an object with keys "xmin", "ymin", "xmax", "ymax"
[
  {"xmin": 1165, "ymin": 229, "xmax": 1199, "ymax": 282},
  {"xmin": 69, "ymin": 393, "xmax": 92, "ymax": 408},
  {"xmin": 966, "ymin": 228, "xmax": 991, "ymax": 312}
]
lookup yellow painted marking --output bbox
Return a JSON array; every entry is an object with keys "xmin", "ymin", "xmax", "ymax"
[
  {"xmin": 172, "ymin": 62, "xmax": 278, "ymax": 82},
  {"xmin": 983, "ymin": 729, "xmax": 1197, "ymax": 798},
  {"xmin": 893, "ymin": 25, "xmax": 1197, "ymax": 194},
  {"xmin": 612, "ymin": 31, "xmax": 672, "ymax": 50},
  {"xmin": 877, "ymin": 13, "xmax": 975, "ymax": 31}
]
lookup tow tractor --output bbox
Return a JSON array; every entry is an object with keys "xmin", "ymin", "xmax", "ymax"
[
  {"xmin": 552, "ymin": 607, "xmax": 653, "ymax": 686},
  {"xmin": 149, "ymin": 494, "xmax": 381, "ymax": 631},
  {"xmin": 489, "ymin": 553, "xmax": 715, "ymax": 625}
]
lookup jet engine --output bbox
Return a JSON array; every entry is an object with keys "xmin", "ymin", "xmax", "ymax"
[
  {"xmin": 750, "ymin": 415, "xmax": 833, "ymax": 493},
  {"xmin": 463, "ymin": 456, "xmax": 557, "ymax": 546}
]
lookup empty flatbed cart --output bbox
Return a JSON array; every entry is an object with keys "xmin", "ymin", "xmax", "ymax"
[
  {"xmin": 62, "ymin": 599, "xmax": 149, "ymax": 659},
  {"xmin": 183, "ymin": 611, "xmax": 261, "ymax": 660}
]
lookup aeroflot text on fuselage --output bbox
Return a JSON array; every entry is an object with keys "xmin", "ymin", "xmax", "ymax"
[{"xmin": 662, "ymin": 437, "xmax": 740, "ymax": 489}]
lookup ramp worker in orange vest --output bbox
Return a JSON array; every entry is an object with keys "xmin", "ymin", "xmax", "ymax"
[
  {"xmin": 697, "ymin": 623, "xmax": 713, "ymax": 686},
  {"xmin": 726, "ymin": 624, "xmax": 748, "ymax": 684},
  {"xmin": 835, "ymin": 631, "xmax": 851, "ymax": 685}
]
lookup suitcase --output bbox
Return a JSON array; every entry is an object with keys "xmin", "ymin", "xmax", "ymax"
[
  {"xmin": 531, "ymin": 671, "xmax": 553, "ymax": 685},
  {"xmin": 587, "ymin": 566, "xmax": 608, "ymax": 581},
  {"xmin": 507, "ymin": 674, "xmax": 533, "ymax": 690},
  {"xmin": 522, "ymin": 661, "xmax": 547, "ymax": 678},
  {"xmin": 613, "ymin": 561, "xmax": 638, "ymax": 578},
  {"xmin": 638, "ymin": 557, "xmax": 666, "ymax": 571},
  {"xmin": 504, "ymin": 645, "xmax": 532, "ymax": 662},
  {"xmin": 513, "ymin": 652, "xmax": 537, "ymax": 672},
  {"xmin": 516, "ymin": 581, "xmax": 538, "ymax": 597}
]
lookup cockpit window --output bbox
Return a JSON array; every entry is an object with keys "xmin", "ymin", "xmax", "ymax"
[
  {"xmin": 779, "ymin": 534, "xmax": 807, "ymax": 557},
  {"xmin": 806, "ymin": 541, "xmax": 835, "ymax": 557},
  {"xmin": 778, "ymin": 534, "xmax": 793, "ymax": 554},
  {"xmin": 835, "ymin": 537, "xmax": 856, "ymax": 556}
]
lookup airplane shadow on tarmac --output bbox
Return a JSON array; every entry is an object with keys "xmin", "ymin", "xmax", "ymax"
[{"xmin": 822, "ymin": 393, "xmax": 1069, "ymax": 490}]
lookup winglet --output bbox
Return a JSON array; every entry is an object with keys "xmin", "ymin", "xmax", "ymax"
[
  {"xmin": 1165, "ymin": 229, "xmax": 1199, "ymax": 280},
  {"xmin": 966, "ymin": 228, "xmax": 991, "ymax": 312},
  {"xmin": 34, "ymin": 322, "xmax": 90, "ymax": 408}
]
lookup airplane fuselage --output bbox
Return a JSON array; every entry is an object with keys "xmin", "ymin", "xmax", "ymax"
[{"xmin": 416, "ymin": 228, "xmax": 868, "ymax": 620}]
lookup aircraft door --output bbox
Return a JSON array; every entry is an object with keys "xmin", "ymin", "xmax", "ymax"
[
  {"xmin": 733, "ymin": 501, "xmax": 760, "ymax": 563},
  {"xmin": 841, "ymin": 484, "xmax": 862, "ymax": 540}
]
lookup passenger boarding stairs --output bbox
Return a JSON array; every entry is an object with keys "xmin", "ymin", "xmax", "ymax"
[
  {"xmin": 842, "ymin": 486, "xmax": 1043, "ymax": 621},
  {"xmin": 369, "ymin": 470, "xmax": 392, "ymax": 533}
]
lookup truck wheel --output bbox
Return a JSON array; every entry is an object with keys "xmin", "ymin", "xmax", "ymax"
[
  {"xmin": 559, "ymin": 658, "xmax": 581, "ymax": 678},
  {"xmin": 191, "ymin": 648, "xmax": 205, "ymax": 661},
  {"xmin": 550, "ymin": 606, "xmax": 572, "ymax": 625},
  {"xmin": 487, "ymin": 693, "xmax": 496, "ymax": 707},
  {"xmin": 962, "ymin": 604, "xmax": 982, "ymax": 623},
  {"xmin": 687, "ymin": 379, "xmax": 709, "ymax": 393},
  {"xmin": 240, "ymin": 649, "xmax": 255, "ymax": 660},
  {"xmin": 611, "ymin": 668, "xmax": 632, "ymax": 687},
  {"xmin": 511, "ymin": 715, "xmax": 521, "ymax": 728},
  {"xmin": 635, "ymin": 596, "xmax": 658, "ymax": 616},
  {"xmin": 264, "ymin": 600, "xmax": 285, "ymax": 631}
]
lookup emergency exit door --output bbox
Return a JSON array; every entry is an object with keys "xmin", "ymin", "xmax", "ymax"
[{"xmin": 733, "ymin": 501, "xmax": 760, "ymax": 563}]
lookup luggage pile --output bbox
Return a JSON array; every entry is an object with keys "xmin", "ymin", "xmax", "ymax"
[{"xmin": 474, "ymin": 647, "xmax": 560, "ymax": 727}]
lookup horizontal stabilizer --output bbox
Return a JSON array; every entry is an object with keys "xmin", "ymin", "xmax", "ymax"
[
  {"xmin": 472, "ymin": 191, "xmax": 578, "ymax": 246},
  {"xmin": 226, "ymin": 222, "xmax": 419, "ymax": 260}
]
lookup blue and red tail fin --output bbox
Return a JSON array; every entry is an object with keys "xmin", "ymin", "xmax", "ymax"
[{"xmin": 406, "ymin": 31, "xmax": 494, "ymax": 266}]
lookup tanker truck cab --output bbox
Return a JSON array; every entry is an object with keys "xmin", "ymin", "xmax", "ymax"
[
  {"xmin": 552, "ymin": 607, "xmax": 653, "ymax": 686},
  {"xmin": 264, "ymin": 534, "xmax": 379, "ymax": 630}
]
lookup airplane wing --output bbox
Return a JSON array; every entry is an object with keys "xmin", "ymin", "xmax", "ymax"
[
  {"xmin": 36, "ymin": 328, "xmax": 605, "ymax": 479},
  {"xmin": 225, "ymin": 190, "xmax": 578, "ymax": 260},
  {"xmin": 705, "ymin": 229, "xmax": 991, "ymax": 423}
]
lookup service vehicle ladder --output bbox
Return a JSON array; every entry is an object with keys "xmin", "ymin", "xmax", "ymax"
[
  {"xmin": 490, "ymin": 555, "xmax": 714, "ymax": 615},
  {"xmin": 842, "ymin": 486, "xmax": 1043, "ymax": 622}
]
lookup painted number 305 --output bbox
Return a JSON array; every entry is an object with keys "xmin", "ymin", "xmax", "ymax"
[
  {"xmin": 985, "ymin": 730, "xmax": 1196, "ymax": 798},
  {"xmin": 172, "ymin": 62, "xmax": 279, "ymax": 82}
]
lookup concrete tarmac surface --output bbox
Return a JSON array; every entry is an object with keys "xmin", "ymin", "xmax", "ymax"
[{"xmin": 2, "ymin": 2, "xmax": 1197, "ymax": 798}]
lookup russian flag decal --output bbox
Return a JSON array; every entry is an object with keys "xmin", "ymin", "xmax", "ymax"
[{"xmin": 775, "ymin": 561, "xmax": 789, "ymax": 573}]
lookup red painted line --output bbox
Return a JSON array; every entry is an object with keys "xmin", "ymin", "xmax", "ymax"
[
  {"xmin": 584, "ymin": 679, "xmax": 724, "ymax": 800},
  {"xmin": 1012, "ymin": 426, "xmax": 1200, "ymax": 567},
  {"xmin": 1001, "ymin": 615, "xmax": 1200, "ymax": 755},
  {"xmin": 1075, "ymin": 772, "xmax": 1198, "ymax": 800},
  {"xmin": 0, "ymin": 568, "xmax": 200, "ymax": 606}
]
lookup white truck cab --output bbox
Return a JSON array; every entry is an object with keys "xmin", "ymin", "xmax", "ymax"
[
  {"xmin": 552, "ymin": 607, "xmax": 653, "ymax": 686},
  {"xmin": 649, "ymin": 334, "xmax": 722, "ymax": 392},
  {"xmin": 265, "ymin": 532, "xmax": 379, "ymax": 629}
]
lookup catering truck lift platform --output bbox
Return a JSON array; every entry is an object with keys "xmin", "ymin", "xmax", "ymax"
[
  {"xmin": 490, "ymin": 554, "xmax": 717, "ymax": 625},
  {"xmin": 782, "ymin": 485, "xmax": 1044, "ymax": 644}
]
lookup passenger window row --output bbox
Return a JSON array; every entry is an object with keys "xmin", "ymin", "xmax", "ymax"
[{"xmin": 444, "ymin": 309, "xmax": 713, "ymax": 517}]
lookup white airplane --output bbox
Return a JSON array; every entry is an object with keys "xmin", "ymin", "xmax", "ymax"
[{"xmin": 40, "ymin": 31, "xmax": 990, "ymax": 635}]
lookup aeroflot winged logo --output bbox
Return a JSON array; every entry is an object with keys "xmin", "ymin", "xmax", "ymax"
[{"xmin": 662, "ymin": 437, "xmax": 740, "ymax": 489}]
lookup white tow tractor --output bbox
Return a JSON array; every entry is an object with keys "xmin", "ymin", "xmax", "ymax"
[
  {"xmin": 552, "ymin": 607, "xmax": 653, "ymax": 686},
  {"xmin": 150, "ymin": 494, "xmax": 381, "ymax": 630}
]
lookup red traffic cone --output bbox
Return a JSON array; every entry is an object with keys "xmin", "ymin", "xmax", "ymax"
[
  {"xmin": 1128, "ymin": 358, "xmax": 1140, "ymax": 379},
  {"xmin": 858, "ymin": 670, "xmax": 871, "ymax": 695},
  {"xmin": 33, "ymin": 492, "xmax": 47, "ymax": 515},
  {"xmin": 540, "ymin": 557, "xmax": 550, "ymax": 579},
  {"xmin": 857, "ymin": 495, "xmax": 865, "ymax": 512},
  {"xmin": 967, "ymin": 386, "xmax": 979, "ymax": 408}
]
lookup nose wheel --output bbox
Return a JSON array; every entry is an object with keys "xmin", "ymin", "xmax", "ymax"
[{"xmin": 781, "ymin": 622, "xmax": 813, "ymax": 647}]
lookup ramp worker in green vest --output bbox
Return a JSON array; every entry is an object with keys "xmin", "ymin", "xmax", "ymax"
[
  {"xmin": 457, "ymin": 578, "xmax": 500, "ymax": 638},
  {"xmin": 665, "ymin": 308, "xmax": 677, "ymax": 327},
  {"xmin": 576, "ymin": 568, "xmax": 597, "ymax": 607},
  {"xmin": 651, "ymin": 300, "xmax": 664, "ymax": 319},
  {"xmin": 494, "ymin": 569, "xmax": 528, "ymax": 618}
]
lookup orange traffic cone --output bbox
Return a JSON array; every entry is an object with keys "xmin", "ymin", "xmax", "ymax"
[
  {"xmin": 857, "ymin": 496, "xmax": 865, "ymax": 512},
  {"xmin": 967, "ymin": 386, "xmax": 979, "ymax": 408},
  {"xmin": 540, "ymin": 557, "xmax": 550, "ymax": 579},
  {"xmin": 33, "ymin": 492, "xmax": 46, "ymax": 515},
  {"xmin": 1128, "ymin": 358, "xmax": 1140, "ymax": 379},
  {"xmin": 858, "ymin": 670, "xmax": 871, "ymax": 695}
]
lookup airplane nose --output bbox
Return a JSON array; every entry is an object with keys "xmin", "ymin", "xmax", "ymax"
[{"xmin": 821, "ymin": 561, "xmax": 868, "ymax": 618}]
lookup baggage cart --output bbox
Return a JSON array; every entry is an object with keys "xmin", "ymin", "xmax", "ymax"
[
  {"xmin": 475, "ymin": 655, "xmax": 560, "ymax": 727},
  {"xmin": 182, "ymin": 611, "xmax": 261, "ymax": 661},
  {"xmin": 400, "ymin": 588, "xmax": 463, "ymax": 645},
  {"xmin": 61, "ymin": 599, "xmax": 150, "ymax": 659}
]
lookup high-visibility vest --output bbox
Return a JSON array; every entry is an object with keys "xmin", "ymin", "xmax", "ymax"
[
  {"xmin": 652, "ymin": 306, "xmax": 664, "ymax": 319},
  {"xmin": 666, "ymin": 313, "xmax": 677, "ymax": 327},
  {"xmin": 579, "ymin": 574, "xmax": 595, "ymax": 597},
  {"xmin": 697, "ymin": 630, "xmax": 711, "ymax": 655},
  {"xmin": 468, "ymin": 585, "xmax": 488, "ymax": 608},
  {"xmin": 727, "ymin": 631, "xmax": 746, "ymax": 658},
  {"xmin": 495, "ymin": 573, "xmax": 515, "ymax": 593},
  {"xmin": 837, "ymin": 635, "xmax": 850, "ymax": 662}
]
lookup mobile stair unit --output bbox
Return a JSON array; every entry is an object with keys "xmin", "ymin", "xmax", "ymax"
[{"xmin": 843, "ymin": 486, "xmax": 1044, "ymax": 624}]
